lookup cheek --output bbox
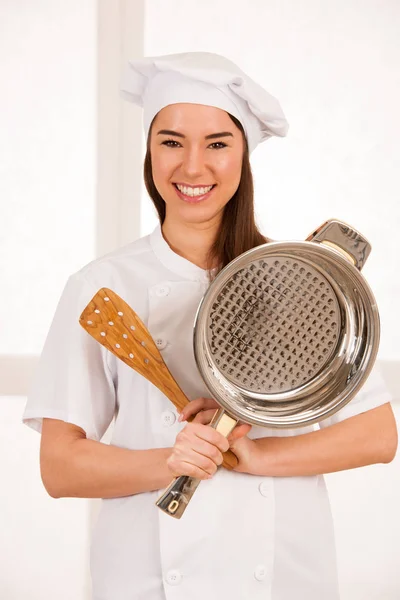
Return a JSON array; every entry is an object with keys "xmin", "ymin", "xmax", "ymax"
[
  {"xmin": 216, "ymin": 154, "xmax": 243, "ymax": 188},
  {"xmin": 151, "ymin": 154, "xmax": 171, "ymax": 186}
]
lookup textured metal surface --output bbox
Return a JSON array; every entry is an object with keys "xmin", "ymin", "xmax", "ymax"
[
  {"xmin": 209, "ymin": 257, "xmax": 340, "ymax": 393},
  {"xmin": 194, "ymin": 237, "xmax": 380, "ymax": 428}
]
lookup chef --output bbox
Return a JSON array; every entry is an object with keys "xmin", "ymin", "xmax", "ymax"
[{"xmin": 23, "ymin": 51, "xmax": 397, "ymax": 600}]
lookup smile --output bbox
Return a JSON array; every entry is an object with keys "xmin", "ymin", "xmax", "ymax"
[
  {"xmin": 173, "ymin": 183, "xmax": 216, "ymax": 203},
  {"xmin": 175, "ymin": 183, "xmax": 215, "ymax": 196}
]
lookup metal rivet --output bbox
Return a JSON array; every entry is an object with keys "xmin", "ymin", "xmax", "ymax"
[
  {"xmin": 118, "ymin": 311, "xmax": 123, "ymax": 316},
  {"xmin": 108, "ymin": 321, "xmax": 114, "ymax": 326},
  {"xmin": 129, "ymin": 353, "xmax": 134, "ymax": 359},
  {"xmin": 144, "ymin": 358, "xmax": 149, "ymax": 364},
  {"xmin": 122, "ymin": 334, "xmax": 128, "ymax": 339},
  {"xmin": 95, "ymin": 309, "xmax": 100, "ymax": 314},
  {"xmin": 87, "ymin": 320, "xmax": 92, "ymax": 325},
  {"xmin": 141, "ymin": 341, "xmax": 146, "ymax": 347},
  {"xmin": 115, "ymin": 343, "xmax": 120, "ymax": 348},
  {"xmin": 130, "ymin": 325, "xmax": 135, "ymax": 331},
  {"xmin": 101, "ymin": 332, "xmax": 106, "ymax": 337},
  {"xmin": 104, "ymin": 297, "xmax": 109, "ymax": 301}
]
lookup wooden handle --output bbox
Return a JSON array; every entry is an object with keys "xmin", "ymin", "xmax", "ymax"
[{"xmin": 79, "ymin": 288, "xmax": 238, "ymax": 470}]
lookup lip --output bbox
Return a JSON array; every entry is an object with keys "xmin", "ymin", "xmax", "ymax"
[
  {"xmin": 174, "ymin": 182, "xmax": 215, "ymax": 188},
  {"xmin": 173, "ymin": 183, "xmax": 216, "ymax": 204}
]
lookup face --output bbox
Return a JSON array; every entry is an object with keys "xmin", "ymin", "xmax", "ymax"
[{"xmin": 149, "ymin": 103, "xmax": 244, "ymax": 227}]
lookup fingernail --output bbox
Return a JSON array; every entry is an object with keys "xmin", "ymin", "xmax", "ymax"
[{"xmin": 178, "ymin": 413, "xmax": 184, "ymax": 422}]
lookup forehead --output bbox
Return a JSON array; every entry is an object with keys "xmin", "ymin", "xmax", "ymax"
[{"xmin": 153, "ymin": 103, "xmax": 238, "ymax": 135}]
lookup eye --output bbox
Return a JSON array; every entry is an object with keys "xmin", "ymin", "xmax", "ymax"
[
  {"xmin": 161, "ymin": 139, "xmax": 228, "ymax": 149},
  {"xmin": 161, "ymin": 139, "xmax": 182, "ymax": 147},
  {"xmin": 209, "ymin": 142, "xmax": 227, "ymax": 149}
]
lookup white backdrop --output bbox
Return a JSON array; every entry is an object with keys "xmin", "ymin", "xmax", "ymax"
[
  {"xmin": 0, "ymin": 1, "xmax": 97, "ymax": 598},
  {"xmin": 0, "ymin": 0, "xmax": 97, "ymax": 356},
  {"xmin": 1, "ymin": 1, "xmax": 399, "ymax": 599}
]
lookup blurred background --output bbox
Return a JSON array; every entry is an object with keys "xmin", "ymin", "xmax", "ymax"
[{"xmin": 1, "ymin": 1, "xmax": 399, "ymax": 598}]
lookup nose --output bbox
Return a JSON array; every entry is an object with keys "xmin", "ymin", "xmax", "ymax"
[{"xmin": 181, "ymin": 146, "xmax": 207, "ymax": 179}]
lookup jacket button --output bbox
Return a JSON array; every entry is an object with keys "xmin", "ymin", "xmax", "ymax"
[
  {"xmin": 254, "ymin": 564, "xmax": 267, "ymax": 581},
  {"xmin": 165, "ymin": 569, "xmax": 182, "ymax": 585},
  {"xmin": 258, "ymin": 481, "xmax": 270, "ymax": 497},
  {"xmin": 156, "ymin": 338, "xmax": 167, "ymax": 350},
  {"xmin": 155, "ymin": 285, "xmax": 170, "ymax": 297},
  {"xmin": 161, "ymin": 410, "xmax": 176, "ymax": 427}
]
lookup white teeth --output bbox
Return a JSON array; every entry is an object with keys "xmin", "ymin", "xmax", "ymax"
[{"xmin": 176, "ymin": 184, "xmax": 213, "ymax": 197}]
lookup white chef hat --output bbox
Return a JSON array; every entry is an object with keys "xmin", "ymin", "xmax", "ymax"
[{"xmin": 120, "ymin": 51, "xmax": 289, "ymax": 153}]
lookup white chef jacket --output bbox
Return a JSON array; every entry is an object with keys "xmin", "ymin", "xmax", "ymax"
[{"xmin": 23, "ymin": 224, "xmax": 393, "ymax": 600}]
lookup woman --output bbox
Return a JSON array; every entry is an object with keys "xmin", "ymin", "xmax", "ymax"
[{"xmin": 23, "ymin": 52, "xmax": 397, "ymax": 600}]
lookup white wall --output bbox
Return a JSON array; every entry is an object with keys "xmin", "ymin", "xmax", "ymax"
[
  {"xmin": 1, "ymin": 1, "xmax": 144, "ymax": 598},
  {"xmin": 0, "ymin": 0, "xmax": 97, "ymax": 355},
  {"xmin": 0, "ymin": 397, "xmax": 92, "ymax": 600},
  {"xmin": 326, "ymin": 414, "xmax": 400, "ymax": 599},
  {"xmin": 0, "ymin": 1, "xmax": 97, "ymax": 598}
]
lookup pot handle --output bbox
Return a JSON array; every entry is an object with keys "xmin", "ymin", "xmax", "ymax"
[{"xmin": 305, "ymin": 219, "xmax": 371, "ymax": 271}]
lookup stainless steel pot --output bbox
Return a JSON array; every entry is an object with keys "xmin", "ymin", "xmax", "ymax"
[{"xmin": 156, "ymin": 219, "xmax": 380, "ymax": 518}]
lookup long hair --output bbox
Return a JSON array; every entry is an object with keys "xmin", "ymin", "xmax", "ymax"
[{"xmin": 143, "ymin": 113, "xmax": 270, "ymax": 280}]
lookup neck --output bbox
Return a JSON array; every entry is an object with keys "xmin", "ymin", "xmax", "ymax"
[{"xmin": 161, "ymin": 216, "xmax": 221, "ymax": 270}]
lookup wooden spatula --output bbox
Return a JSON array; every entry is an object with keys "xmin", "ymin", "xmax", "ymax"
[{"xmin": 79, "ymin": 287, "xmax": 238, "ymax": 470}]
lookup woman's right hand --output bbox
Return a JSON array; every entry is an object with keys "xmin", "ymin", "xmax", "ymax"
[{"xmin": 167, "ymin": 416, "xmax": 230, "ymax": 480}]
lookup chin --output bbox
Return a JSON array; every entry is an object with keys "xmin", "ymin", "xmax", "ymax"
[
  {"xmin": 176, "ymin": 205, "xmax": 225, "ymax": 226},
  {"xmin": 164, "ymin": 193, "xmax": 230, "ymax": 225}
]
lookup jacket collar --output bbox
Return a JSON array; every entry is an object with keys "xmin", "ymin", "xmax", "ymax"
[{"xmin": 150, "ymin": 224, "xmax": 212, "ymax": 283}]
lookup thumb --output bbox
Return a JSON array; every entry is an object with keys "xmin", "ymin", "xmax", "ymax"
[{"xmin": 228, "ymin": 423, "xmax": 252, "ymax": 444}]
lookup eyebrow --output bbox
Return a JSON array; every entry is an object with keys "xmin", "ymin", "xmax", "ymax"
[{"xmin": 156, "ymin": 129, "xmax": 234, "ymax": 140}]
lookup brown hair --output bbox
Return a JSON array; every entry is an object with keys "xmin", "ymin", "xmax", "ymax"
[{"xmin": 143, "ymin": 113, "xmax": 270, "ymax": 280}]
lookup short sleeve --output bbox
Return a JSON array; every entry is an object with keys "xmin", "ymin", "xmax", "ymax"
[
  {"xmin": 318, "ymin": 362, "xmax": 393, "ymax": 429},
  {"xmin": 22, "ymin": 271, "xmax": 116, "ymax": 441}
]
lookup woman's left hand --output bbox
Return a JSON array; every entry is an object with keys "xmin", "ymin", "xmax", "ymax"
[{"xmin": 178, "ymin": 398, "xmax": 258, "ymax": 474}]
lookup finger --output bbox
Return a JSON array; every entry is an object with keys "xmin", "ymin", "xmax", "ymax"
[
  {"xmin": 178, "ymin": 397, "xmax": 208, "ymax": 421},
  {"xmin": 176, "ymin": 435, "xmax": 224, "ymax": 467},
  {"xmin": 178, "ymin": 397, "xmax": 219, "ymax": 422},
  {"xmin": 172, "ymin": 460, "xmax": 215, "ymax": 480},
  {"xmin": 177, "ymin": 422, "xmax": 230, "ymax": 454},
  {"xmin": 190, "ymin": 448, "xmax": 220, "ymax": 473},
  {"xmin": 192, "ymin": 409, "xmax": 219, "ymax": 425},
  {"xmin": 189, "ymin": 422, "xmax": 230, "ymax": 453},
  {"xmin": 168, "ymin": 448, "xmax": 219, "ymax": 477},
  {"xmin": 227, "ymin": 423, "xmax": 252, "ymax": 443}
]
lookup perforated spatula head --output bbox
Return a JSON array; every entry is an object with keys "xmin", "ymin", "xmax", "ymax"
[{"xmin": 79, "ymin": 287, "xmax": 239, "ymax": 470}]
